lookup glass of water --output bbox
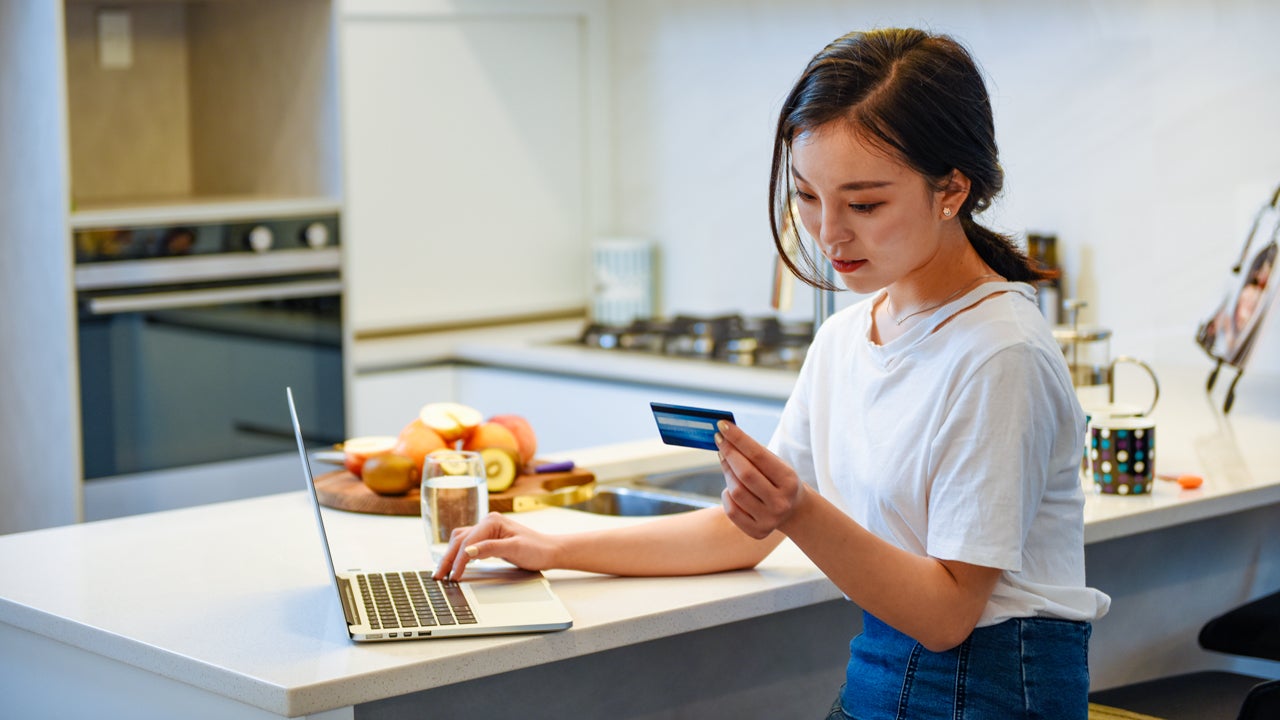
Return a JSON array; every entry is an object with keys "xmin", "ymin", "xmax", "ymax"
[{"xmin": 422, "ymin": 450, "xmax": 489, "ymax": 559}]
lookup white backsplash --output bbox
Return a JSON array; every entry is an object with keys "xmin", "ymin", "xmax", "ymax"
[{"xmin": 608, "ymin": 0, "xmax": 1280, "ymax": 378}]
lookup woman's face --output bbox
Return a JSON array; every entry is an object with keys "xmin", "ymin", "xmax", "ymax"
[{"xmin": 790, "ymin": 121, "xmax": 947, "ymax": 295}]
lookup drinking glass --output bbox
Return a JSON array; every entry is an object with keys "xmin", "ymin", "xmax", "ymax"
[{"xmin": 421, "ymin": 450, "xmax": 489, "ymax": 559}]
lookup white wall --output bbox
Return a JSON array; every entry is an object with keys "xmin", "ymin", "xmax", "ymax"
[{"xmin": 609, "ymin": 0, "xmax": 1280, "ymax": 378}]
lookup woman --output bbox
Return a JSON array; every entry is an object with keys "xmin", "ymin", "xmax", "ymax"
[{"xmin": 436, "ymin": 28, "xmax": 1109, "ymax": 719}]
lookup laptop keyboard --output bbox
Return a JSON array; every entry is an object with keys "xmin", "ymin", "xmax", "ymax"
[{"xmin": 357, "ymin": 571, "xmax": 477, "ymax": 629}]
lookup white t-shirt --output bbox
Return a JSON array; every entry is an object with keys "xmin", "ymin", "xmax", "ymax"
[{"xmin": 769, "ymin": 281, "xmax": 1111, "ymax": 626}]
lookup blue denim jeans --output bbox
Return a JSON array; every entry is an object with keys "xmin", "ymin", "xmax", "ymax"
[{"xmin": 825, "ymin": 612, "xmax": 1091, "ymax": 720}]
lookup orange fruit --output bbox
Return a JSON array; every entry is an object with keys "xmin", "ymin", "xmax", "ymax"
[
  {"xmin": 461, "ymin": 422, "xmax": 520, "ymax": 455},
  {"xmin": 393, "ymin": 419, "xmax": 447, "ymax": 473}
]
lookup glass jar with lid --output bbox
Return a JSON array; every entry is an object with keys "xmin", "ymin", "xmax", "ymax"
[{"xmin": 1053, "ymin": 299, "xmax": 1112, "ymax": 388}]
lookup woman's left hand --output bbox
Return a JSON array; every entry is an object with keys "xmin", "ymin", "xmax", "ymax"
[{"xmin": 715, "ymin": 420, "xmax": 807, "ymax": 539}]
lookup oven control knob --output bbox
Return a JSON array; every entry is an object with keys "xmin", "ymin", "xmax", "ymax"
[
  {"xmin": 246, "ymin": 225, "xmax": 274, "ymax": 253},
  {"xmin": 302, "ymin": 221, "xmax": 330, "ymax": 249}
]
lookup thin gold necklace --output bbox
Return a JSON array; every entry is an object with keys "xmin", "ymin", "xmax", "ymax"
[{"xmin": 887, "ymin": 274, "xmax": 1001, "ymax": 326}]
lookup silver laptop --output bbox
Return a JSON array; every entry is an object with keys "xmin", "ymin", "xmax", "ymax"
[{"xmin": 287, "ymin": 387, "xmax": 573, "ymax": 642}]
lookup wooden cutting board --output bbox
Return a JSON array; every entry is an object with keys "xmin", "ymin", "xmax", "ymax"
[{"xmin": 314, "ymin": 462, "xmax": 596, "ymax": 516}]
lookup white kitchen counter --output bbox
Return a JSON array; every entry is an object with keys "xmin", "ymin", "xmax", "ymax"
[
  {"xmin": 0, "ymin": 470, "xmax": 836, "ymax": 718},
  {"xmin": 352, "ymin": 317, "xmax": 799, "ymax": 402},
  {"xmin": 4, "ymin": 344, "xmax": 1279, "ymax": 716},
  {"xmin": 351, "ymin": 318, "xmax": 585, "ymax": 373},
  {"xmin": 1078, "ymin": 365, "xmax": 1280, "ymax": 542}
]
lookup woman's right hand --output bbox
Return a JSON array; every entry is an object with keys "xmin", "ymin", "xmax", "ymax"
[{"xmin": 432, "ymin": 512, "xmax": 561, "ymax": 582}]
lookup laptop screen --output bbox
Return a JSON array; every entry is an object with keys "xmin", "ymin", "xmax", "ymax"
[{"xmin": 286, "ymin": 387, "xmax": 343, "ymax": 593}]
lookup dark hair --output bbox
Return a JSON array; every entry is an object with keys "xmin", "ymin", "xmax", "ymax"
[
  {"xmin": 1245, "ymin": 241, "xmax": 1276, "ymax": 286},
  {"xmin": 769, "ymin": 28, "xmax": 1055, "ymax": 290}
]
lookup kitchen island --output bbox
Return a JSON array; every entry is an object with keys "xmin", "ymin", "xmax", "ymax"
[
  {"xmin": 3, "ymin": 361, "xmax": 1279, "ymax": 717},
  {"xmin": 0, "ymin": 442, "xmax": 857, "ymax": 719}
]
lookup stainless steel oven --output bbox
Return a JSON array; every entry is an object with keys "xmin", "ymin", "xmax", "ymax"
[{"xmin": 73, "ymin": 212, "xmax": 345, "ymax": 518}]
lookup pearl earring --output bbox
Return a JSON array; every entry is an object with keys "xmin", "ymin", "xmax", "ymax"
[{"xmin": 943, "ymin": 208, "xmax": 953, "ymax": 217}]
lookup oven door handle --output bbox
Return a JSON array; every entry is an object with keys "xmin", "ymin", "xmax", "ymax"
[{"xmin": 84, "ymin": 279, "xmax": 343, "ymax": 315}]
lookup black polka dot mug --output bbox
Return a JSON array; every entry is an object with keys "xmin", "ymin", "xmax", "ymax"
[
  {"xmin": 1078, "ymin": 356, "xmax": 1159, "ymax": 484},
  {"xmin": 1088, "ymin": 415, "xmax": 1156, "ymax": 495}
]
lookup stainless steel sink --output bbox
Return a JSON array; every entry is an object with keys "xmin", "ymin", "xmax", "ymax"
[
  {"xmin": 566, "ymin": 468, "xmax": 724, "ymax": 516},
  {"xmin": 633, "ymin": 467, "xmax": 726, "ymax": 497},
  {"xmin": 567, "ymin": 485, "xmax": 717, "ymax": 516}
]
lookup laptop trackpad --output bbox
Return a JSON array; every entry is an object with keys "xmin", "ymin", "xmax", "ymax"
[{"xmin": 472, "ymin": 580, "xmax": 555, "ymax": 604}]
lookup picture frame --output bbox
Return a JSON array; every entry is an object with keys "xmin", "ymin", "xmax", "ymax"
[{"xmin": 1196, "ymin": 185, "xmax": 1280, "ymax": 412}]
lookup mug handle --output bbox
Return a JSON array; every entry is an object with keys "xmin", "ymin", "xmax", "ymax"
[{"xmin": 1108, "ymin": 355, "xmax": 1160, "ymax": 416}]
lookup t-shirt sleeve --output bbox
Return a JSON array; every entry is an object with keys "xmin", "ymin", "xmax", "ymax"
[{"xmin": 925, "ymin": 343, "xmax": 1067, "ymax": 572}]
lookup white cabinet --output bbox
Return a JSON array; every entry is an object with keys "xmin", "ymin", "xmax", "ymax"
[
  {"xmin": 350, "ymin": 364, "xmax": 457, "ymax": 436},
  {"xmin": 455, "ymin": 366, "xmax": 787, "ymax": 455},
  {"xmin": 2, "ymin": 0, "xmax": 610, "ymax": 529},
  {"xmin": 339, "ymin": 0, "xmax": 611, "ymax": 334},
  {"xmin": 63, "ymin": 0, "xmax": 341, "ymax": 220},
  {"xmin": 0, "ymin": 0, "xmax": 342, "ymax": 532}
]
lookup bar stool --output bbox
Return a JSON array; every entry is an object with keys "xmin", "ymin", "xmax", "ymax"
[
  {"xmin": 1199, "ymin": 588, "xmax": 1280, "ymax": 663},
  {"xmin": 1088, "ymin": 590, "xmax": 1280, "ymax": 720}
]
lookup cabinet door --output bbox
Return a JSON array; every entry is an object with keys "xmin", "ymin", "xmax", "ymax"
[
  {"xmin": 342, "ymin": 9, "xmax": 588, "ymax": 333},
  {"xmin": 351, "ymin": 365, "xmax": 457, "ymax": 436}
]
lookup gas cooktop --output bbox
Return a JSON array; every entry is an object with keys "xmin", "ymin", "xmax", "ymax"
[{"xmin": 576, "ymin": 314, "xmax": 813, "ymax": 371}]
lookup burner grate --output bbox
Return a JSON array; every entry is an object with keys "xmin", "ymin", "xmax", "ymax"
[{"xmin": 579, "ymin": 314, "xmax": 812, "ymax": 370}]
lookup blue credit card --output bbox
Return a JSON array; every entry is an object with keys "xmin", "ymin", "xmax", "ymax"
[{"xmin": 650, "ymin": 402, "xmax": 736, "ymax": 451}]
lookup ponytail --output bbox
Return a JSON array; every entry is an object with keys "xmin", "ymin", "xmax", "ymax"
[{"xmin": 960, "ymin": 216, "xmax": 1057, "ymax": 284}]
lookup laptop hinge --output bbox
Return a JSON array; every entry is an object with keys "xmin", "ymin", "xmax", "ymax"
[{"xmin": 336, "ymin": 577, "xmax": 359, "ymax": 626}]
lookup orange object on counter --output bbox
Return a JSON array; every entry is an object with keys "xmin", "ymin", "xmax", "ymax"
[{"xmin": 1157, "ymin": 473, "xmax": 1204, "ymax": 490}]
